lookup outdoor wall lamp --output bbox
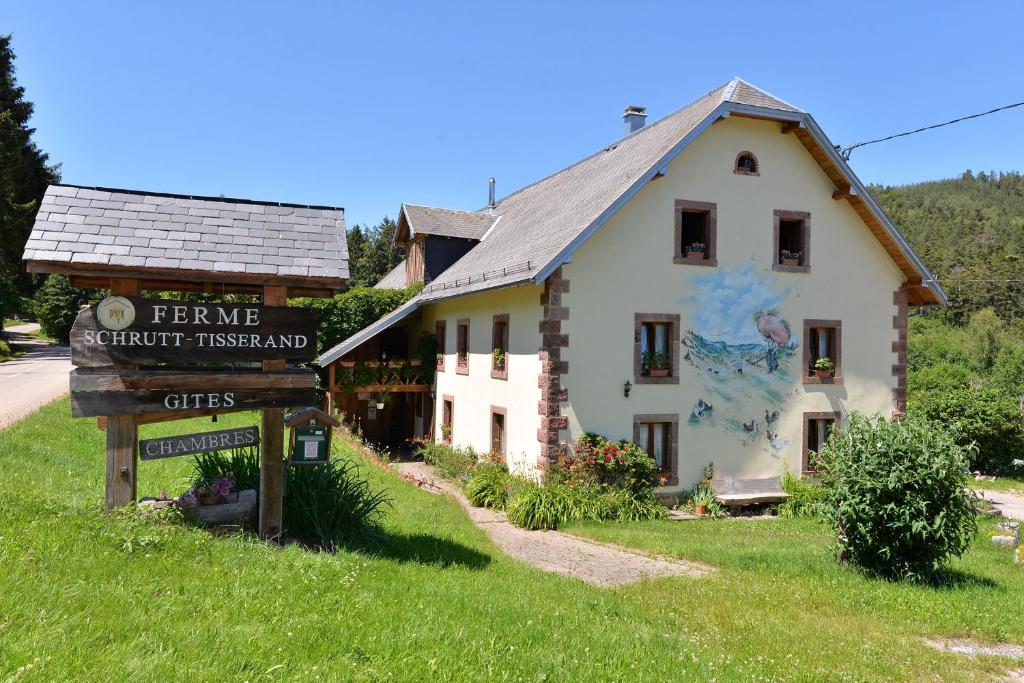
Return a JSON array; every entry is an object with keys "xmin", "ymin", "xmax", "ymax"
[{"xmin": 623, "ymin": 379, "xmax": 632, "ymax": 398}]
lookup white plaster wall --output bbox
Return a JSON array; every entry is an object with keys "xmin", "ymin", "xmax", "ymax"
[
  {"xmin": 421, "ymin": 285, "xmax": 544, "ymax": 476},
  {"xmin": 562, "ymin": 116, "xmax": 906, "ymax": 492}
]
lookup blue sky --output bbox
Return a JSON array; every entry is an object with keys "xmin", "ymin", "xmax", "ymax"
[{"xmin": 7, "ymin": 2, "xmax": 1023, "ymax": 229}]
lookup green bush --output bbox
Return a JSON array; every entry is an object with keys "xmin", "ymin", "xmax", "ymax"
[
  {"xmin": 283, "ymin": 459, "xmax": 391, "ymax": 548},
  {"xmin": 906, "ymin": 362, "xmax": 974, "ymax": 395},
  {"xmin": 506, "ymin": 484, "xmax": 581, "ymax": 530},
  {"xmin": 464, "ymin": 464, "xmax": 512, "ymax": 509},
  {"xmin": 908, "ymin": 386, "xmax": 1024, "ymax": 473},
  {"xmin": 778, "ymin": 470, "xmax": 825, "ymax": 519},
  {"xmin": 33, "ymin": 274, "xmax": 99, "ymax": 343},
  {"xmin": 816, "ymin": 413, "xmax": 977, "ymax": 582},
  {"xmin": 557, "ymin": 433, "xmax": 660, "ymax": 495},
  {"xmin": 191, "ymin": 447, "xmax": 260, "ymax": 492},
  {"xmin": 601, "ymin": 487, "xmax": 669, "ymax": 522},
  {"xmin": 291, "ymin": 285, "xmax": 420, "ymax": 354},
  {"xmin": 416, "ymin": 440, "xmax": 478, "ymax": 483}
]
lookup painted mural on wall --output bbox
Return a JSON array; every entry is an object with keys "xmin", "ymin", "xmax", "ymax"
[{"xmin": 682, "ymin": 265, "xmax": 800, "ymax": 454}]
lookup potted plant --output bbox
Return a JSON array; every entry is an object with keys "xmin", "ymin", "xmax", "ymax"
[
  {"xmin": 691, "ymin": 485, "xmax": 716, "ymax": 516},
  {"xmin": 780, "ymin": 249, "xmax": 802, "ymax": 266},
  {"xmin": 492, "ymin": 347, "xmax": 506, "ymax": 370},
  {"xmin": 643, "ymin": 350, "xmax": 671, "ymax": 377},
  {"xmin": 686, "ymin": 242, "xmax": 706, "ymax": 259},
  {"xmin": 813, "ymin": 357, "xmax": 834, "ymax": 378},
  {"xmin": 440, "ymin": 423, "xmax": 452, "ymax": 443},
  {"xmin": 375, "ymin": 388, "xmax": 391, "ymax": 410},
  {"xmin": 436, "ymin": 352, "xmax": 444, "ymax": 366}
]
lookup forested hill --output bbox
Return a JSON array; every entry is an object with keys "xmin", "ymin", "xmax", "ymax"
[{"xmin": 871, "ymin": 171, "xmax": 1024, "ymax": 321}]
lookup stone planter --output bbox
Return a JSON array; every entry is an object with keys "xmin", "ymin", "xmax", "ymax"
[{"xmin": 181, "ymin": 488, "xmax": 257, "ymax": 526}]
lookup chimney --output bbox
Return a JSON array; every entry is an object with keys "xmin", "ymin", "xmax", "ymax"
[
  {"xmin": 622, "ymin": 105, "xmax": 647, "ymax": 134},
  {"xmin": 488, "ymin": 177, "xmax": 496, "ymax": 209}
]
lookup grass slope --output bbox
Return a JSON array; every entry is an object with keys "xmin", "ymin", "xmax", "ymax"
[{"xmin": 0, "ymin": 398, "xmax": 1021, "ymax": 681}]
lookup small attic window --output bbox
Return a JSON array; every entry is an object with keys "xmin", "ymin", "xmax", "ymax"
[{"xmin": 734, "ymin": 151, "xmax": 759, "ymax": 176}]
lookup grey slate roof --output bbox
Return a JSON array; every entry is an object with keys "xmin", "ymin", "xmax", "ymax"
[
  {"xmin": 317, "ymin": 77, "xmax": 945, "ymax": 364},
  {"xmin": 24, "ymin": 184, "xmax": 348, "ymax": 284},
  {"xmin": 373, "ymin": 259, "xmax": 407, "ymax": 288},
  {"xmin": 400, "ymin": 204, "xmax": 497, "ymax": 241}
]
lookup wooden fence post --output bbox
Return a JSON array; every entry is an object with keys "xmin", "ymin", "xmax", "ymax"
[
  {"xmin": 259, "ymin": 285, "xmax": 287, "ymax": 540},
  {"xmin": 104, "ymin": 277, "xmax": 139, "ymax": 511}
]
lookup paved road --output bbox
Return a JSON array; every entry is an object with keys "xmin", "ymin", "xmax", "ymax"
[
  {"xmin": 0, "ymin": 323, "xmax": 72, "ymax": 427},
  {"xmin": 976, "ymin": 488, "xmax": 1024, "ymax": 522}
]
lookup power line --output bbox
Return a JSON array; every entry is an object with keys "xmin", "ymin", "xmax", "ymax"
[{"xmin": 840, "ymin": 100, "xmax": 1024, "ymax": 160}]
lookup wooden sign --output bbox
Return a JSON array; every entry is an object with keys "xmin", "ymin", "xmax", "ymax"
[
  {"xmin": 139, "ymin": 425, "xmax": 259, "ymax": 461},
  {"xmin": 70, "ymin": 368, "xmax": 315, "ymax": 418},
  {"xmin": 70, "ymin": 297, "xmax": 317, "ymax": 367}
]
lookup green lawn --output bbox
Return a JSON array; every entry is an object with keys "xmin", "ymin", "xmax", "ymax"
[
  {"xmin": 1, "ymin": 398, "xmax": 1021, "ymax": 681},
  {"xmin": 972, "ymin": 477, "xmax": 1024, "ymax": 494}
]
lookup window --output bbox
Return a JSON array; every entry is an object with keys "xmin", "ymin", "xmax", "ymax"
[
  {"xmin": 491, "ymin": 314, "xmax": 509, "ymax": 380},
  {"xmin": 773, "ymin": 209, "xmax": 810, "ymax": 272},
  {"xmin": 734, "ymin": 151, "xmax": 759, "ymax": 176},
  {"xmin": 435, "ymin": 320, "xmax": 446, "ymax": 371},
  {"xmin": 490, "ymin": 406, "xmax": 507, "ymax": 457},
  {"xmin": 674, "ymin": 199, "xmax": 717, "ymax": 266},
  {"xmin": 634, "ymin": 313, "xmax": 680, "ymax": 384},
  {"xmin": 456, "ymin": 318, "xmax": 469, "ymax": 375},
  {"xmin": 803, "ymin": 412, "xmax": 840, "ymax": 474},
  {"xmin": 803, "ymin": 319, "xmax": 842, "ymax": 384},
  {"xmin": 441, "ymin": 395, "xmax": 454, "ymax": 443},
  {"xmin": 633, "ymin": 414, "xmax": 679, "ymax": 485}
]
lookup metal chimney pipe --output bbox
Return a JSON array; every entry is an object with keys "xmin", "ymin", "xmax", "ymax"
[{"xmin": 488, "ymin": 177, "xmax": 496, "ymax": 209}]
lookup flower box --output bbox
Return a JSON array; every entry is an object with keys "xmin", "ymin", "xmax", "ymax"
[
  {"xmin": 812, "ymin": 369, "xmax": 834, "ymax": 379},
  {"xmin": 686, "ymin": 251, "xmax": 705, "ymax": 260},
  {"xmin": 181, "ymin": 488, "xmax": 257, "ymax": 526},
  {"xmin": 647, "ymin": 368, "xmax": 671, "ymax": 377},
  {"xmin": 782, "ymin": 258, "xmax": 801, "ymax": 266}
]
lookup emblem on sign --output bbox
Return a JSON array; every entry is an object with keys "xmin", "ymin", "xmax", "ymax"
[{"xmin": 96, "ymin": 296, "xmax": 136, "ymax": 331}]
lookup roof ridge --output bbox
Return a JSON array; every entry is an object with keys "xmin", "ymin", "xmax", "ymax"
[
  {"xmin": 727, "ymin": 77, "xmax": 803, "ymax": 112},
  {"xmin": 403, "ymin": 202, "xmax": 489, "ymax": 215},
  {"xmin": 483, "ymin": 80, "xmax": 734, "ymax": 211},
  {"xmin": 50, "ymin": 183, "xmax": 345, "ymax": 212}
]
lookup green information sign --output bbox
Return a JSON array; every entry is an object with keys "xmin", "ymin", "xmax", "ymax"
[{"xmin": 290, "ymin": 426, "xmax": 328, "ymax": 465}]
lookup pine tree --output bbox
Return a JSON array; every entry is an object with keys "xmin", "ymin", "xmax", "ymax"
[{"xmin": 0, "ymin": 33, "xmax": 60, "ymax": 307}]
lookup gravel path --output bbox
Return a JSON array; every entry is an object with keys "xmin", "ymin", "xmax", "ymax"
[{"xmin": 393, "ymin": 461, "xmax": 713, "ymax": 587}]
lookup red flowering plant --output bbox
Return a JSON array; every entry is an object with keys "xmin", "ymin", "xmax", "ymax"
[{"xmin": 555, "ymin": 433, "xmax": 659, "ymax": 495}]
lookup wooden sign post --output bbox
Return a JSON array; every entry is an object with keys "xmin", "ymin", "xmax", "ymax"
[
  {"xmin": 260, "ymin": 285, "xmax": 287, "ymax": 541},
  {"xmin": 105, "ymin": 278, "xmax": 139, "ymax": 511}
]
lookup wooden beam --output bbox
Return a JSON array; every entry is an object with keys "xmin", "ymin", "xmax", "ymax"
[
  {"xmin": 259, "ymin": 285, "xmax": 288, "ymax": 542},
  {"xmin": 104, "ymin": 277, "xmax": 139, "ymax": 511},
  {"xmin": 832, "ymin": 185, "xmax": 857, "ymax": 201},
  {"xmin": 781, "ymin": 121, "xmax": 803, "ymax": 135}
]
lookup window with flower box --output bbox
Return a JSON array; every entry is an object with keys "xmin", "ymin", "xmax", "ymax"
[
  {"xmin": 773, "ymin": 209, "xmax": 810, "ymax": 273},
  {"xmin": 803, "ymin": 319, "xmax": 842, "ymax": 384},
  {"xmin": 633, "ymin": 414, "xmax": 679, "ymax": 485},
  {"xmin": 435, "ymin": 320, "xmax": 446, "ymax": 371},
  {"xmin": 674, "ymin": 199, "xmax": 717, "ymax": 266},
  {"xmin": 491, "ymin": 314, "xmax": 509, "ymax": 380},
  {"xmin": 456, "ymin": 319, "xmax": 469, "ymax": 375},
  {"xmin": 634, "ymin": 313, "xmax": 680, "ymax": 384},
  {"xmin": 441, "ymin": 395, "xmax": 454, "ymax": 443},
  {"xmin": 802, "ymin": 411, "xmax": 840, "ymax": 474}
]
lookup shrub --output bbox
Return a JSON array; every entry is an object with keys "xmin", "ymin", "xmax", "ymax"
[
  {"xmin": 33, "ymin": 274, "xmax": 100, "ymax": 343},
  {"xmin": 416, "ymin": 440, "xmax": 478, "ymax": 483},
  {"xmin": 291, "ymin": 285, "xmax": 420, "ymax": 354},
  {"xmin": 601, "ymin": 487, "xmax": 669, "ymax": 522},
  {"xmin": 464, "ymin": 464, "xmax": 512, "ymax": 509},
  {"xmin": 778, "ymin": 470, "xmax": 825, "ymax": 519},
  {"xmin": 816, "ymin": 413, "xmax": 977, "ymax": 582},
  {"xmin": 506, "ymin": 484, "xmax": 581, "ymax": 530},
  {"xmin": 906, "ymin": 362, "xmax": 974, "ymax": 394},
  {"xmin": 283, "ymin": 459, "xmax": 391, "ymax": 548},
  {"xmin": 191, "ymin": 447, "xmax": 260, "ymax": 492},
  {"xmin": 558, "ymin": 433, "xmax": 660, "ymax": 495},
  {"xmin": 908, "ymin": 386, "xmax": 1024, "ymax": 473}
]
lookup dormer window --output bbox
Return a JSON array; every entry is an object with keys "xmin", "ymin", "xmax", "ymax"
[{"xmin": 734, "ymin": 151, "xmax": 759, "ymax": 176}]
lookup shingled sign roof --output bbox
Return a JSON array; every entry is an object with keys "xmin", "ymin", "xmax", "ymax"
[
  {"xmin": 319, "ymin": 76, "xmax": 947, "ymax": 363},
  {"xmin": 24, "ymin": 185, "xmax": 348, "ymax": 294}
]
